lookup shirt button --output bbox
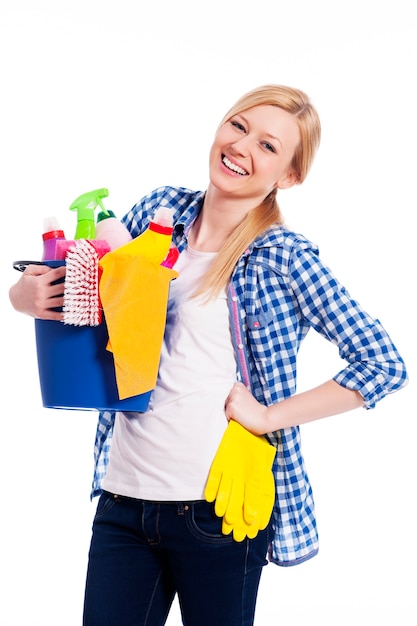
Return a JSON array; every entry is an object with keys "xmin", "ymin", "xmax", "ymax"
[
  {"xmin": 238, "ymin": 343, "xmax": 244, "ymax": 349},
  {"xmin": 232, "ymin": 296, "xmax": 238, "ymax": 302}
]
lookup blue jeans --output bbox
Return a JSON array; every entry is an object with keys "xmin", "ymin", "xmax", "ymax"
[{"xmin": 83, "ymin": 491, "xmax": 272, "ymax": 626}]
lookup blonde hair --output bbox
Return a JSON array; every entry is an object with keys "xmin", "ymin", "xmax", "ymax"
[{"xmin": 197, "ymin": 84, "xmax": 321, "ymax": 299}]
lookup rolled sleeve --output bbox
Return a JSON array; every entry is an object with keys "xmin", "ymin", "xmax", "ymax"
[{"xmin": 333, "ymin": 356, "xmax": 407, "ymax": 409}]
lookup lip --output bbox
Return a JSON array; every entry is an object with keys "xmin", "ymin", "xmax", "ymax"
[{"xmin": 221, "ymin": 154, "xmax": 249, "ymax": 176}]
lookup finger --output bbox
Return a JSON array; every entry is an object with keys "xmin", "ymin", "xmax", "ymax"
[
  {"xmin": 25, "ymin": 264, "xmax": 63, "ymax": 278},
  {"xmin": 232, "ymin": 520, "xmax": 248, "ymax": 542},
  {"xmin": 221, "ymin": 518, "xmax": 233, "ymax": 536},
  {"xmin": 243, "ymin": 480, "xmax": 259, "ymax": 525},
  {"xmin": 23, "ymin": 264, "xmax": 52, "ymax": 276},
  {"xmin": 48, "ymin": 298, "xmax": 64, "ymax": 313},
  {"xmin": 245, "ymin": 521, "xmax": 260, "ymax": 539},
  {"xmin": 204, "ymin": 467, "xmax": 222, "ymax": 503},
  {"xmin": 223, "ymin": 478, "xmax": 244, "ymax": 524},
  {"xmin": 258, "ymin": 474, "xmax": 276, "ymax": 530},
  {"xmin": 214, "ymin": 473, "xmax": 233, "ymax": 518},
  {"xmin": 37, "ymin": 309, "xmax": 64, "ymax": 322},
  {"xmin": 223, "ymin": 391, "xmax": 233, "ymax": 414},
  {"xmin": 49, "ymin": 282, "xmax": 66, "ymax": 297},
  {"xmin": 46, "ymin": 266, "xmax": 66, "ymax": 283}
]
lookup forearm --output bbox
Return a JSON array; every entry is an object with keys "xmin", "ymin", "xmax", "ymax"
[
  {"xmin": 263, "ymin": 380, "xmax": 364, "ymax": 432},
  {"xmin": 225, "ymin": 380, "xmax": 364, "ymax": 436}
]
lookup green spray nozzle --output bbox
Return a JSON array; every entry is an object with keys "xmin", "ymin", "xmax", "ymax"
[{"xmin": 69, "ymin": 188, "xmax": 109, "ymax": 239}]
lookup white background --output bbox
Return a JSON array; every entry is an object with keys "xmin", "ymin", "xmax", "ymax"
[{"xmin": 1, "ymin": 1, "xmax": 415, "ymax": 624}]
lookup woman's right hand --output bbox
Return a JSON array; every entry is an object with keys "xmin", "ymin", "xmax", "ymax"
[{"xmin": 9, "ymin": 264, "xmax": 66, "ymax": 321}]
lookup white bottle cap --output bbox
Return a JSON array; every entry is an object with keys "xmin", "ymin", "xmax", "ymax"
[
  {"xmin": 43, "ymin": 216, "xmax": 61, "ymax": 233},
  {"xmin": 153, "ymin": 207, "xmax": 174, "ymax": 227}
]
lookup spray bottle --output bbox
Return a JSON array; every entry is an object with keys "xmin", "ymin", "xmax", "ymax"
[
  {"xmin": 69, "ymin": 188, "xmax": 109, "ymax": 239},
  {"xmin": 117, "ymin": 206, "xmax": 174, "ymax": 264}
]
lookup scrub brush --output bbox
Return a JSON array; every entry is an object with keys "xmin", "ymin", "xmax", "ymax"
[{"xmin": 63, "ymin": 239, "xmax": 110, "ymax": 326}]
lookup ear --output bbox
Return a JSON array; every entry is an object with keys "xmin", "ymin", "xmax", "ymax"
[{"xmin": 276, "ymin": 170, "xmax": 299, "ymax": 190}]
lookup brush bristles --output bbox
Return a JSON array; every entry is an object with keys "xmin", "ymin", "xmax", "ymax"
[{"xmin": 63, "ymin": 240, "xmax": 102, "ymax": 326}]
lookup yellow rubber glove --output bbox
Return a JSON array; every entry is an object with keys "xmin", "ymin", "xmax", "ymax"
[{"xmin": 204, "ymin": 420, "xmax": 276, "ymax": 542}]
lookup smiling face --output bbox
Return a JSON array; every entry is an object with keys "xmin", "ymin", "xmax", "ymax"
[{"xmin": 208, "ymin": 104, "xmax": 301, "ymax": 204}]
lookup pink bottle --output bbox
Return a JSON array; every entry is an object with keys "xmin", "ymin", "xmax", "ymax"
[{"xmin": 41, "ymin": 217, "xmax": 66, "ymax": 260}]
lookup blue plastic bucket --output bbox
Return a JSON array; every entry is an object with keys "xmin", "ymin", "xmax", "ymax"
[{"xmin": 34, "ymin": 261, "xmax": 151, "ymax": 412}]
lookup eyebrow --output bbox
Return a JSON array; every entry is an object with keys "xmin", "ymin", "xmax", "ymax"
[{"xmin": 237, "ymin": 113, "xmax": 283, "ymax": 149}]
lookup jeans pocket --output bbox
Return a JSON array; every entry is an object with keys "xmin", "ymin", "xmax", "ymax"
[
  {"xmin": 94, "ymin": 491, "xmax": 118, "ymax": 520},
  {"xmin": 186, "ymin": 501, "xmax": 234, "ymax": 544}
]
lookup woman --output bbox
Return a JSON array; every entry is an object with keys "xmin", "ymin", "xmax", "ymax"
[{"xmin": 9, "ymin": 85, "xmax": 408, "ymax": 626}]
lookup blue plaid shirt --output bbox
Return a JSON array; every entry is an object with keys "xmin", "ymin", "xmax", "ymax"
[{"xmin": 91, "ymin": 186, "xmax": 408, "ymax": 566}]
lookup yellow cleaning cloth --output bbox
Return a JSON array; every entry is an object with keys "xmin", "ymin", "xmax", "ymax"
[{"xmin": 99, "ymin": 252, "xmax": 178, "ymax": 400}]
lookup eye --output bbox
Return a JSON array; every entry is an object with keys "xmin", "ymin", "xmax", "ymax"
[
  {"xmin": 230, "ymin": 120, "xmax": 246, "ymax": 132},
  {"xmin": 262, "ymin": 141, "xmax": 276, "ymax": 153}
]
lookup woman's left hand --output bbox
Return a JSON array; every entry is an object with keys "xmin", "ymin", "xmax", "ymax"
[{"xmin": 224, "ymin": 382, "xmax": 270, "ymax": 435}]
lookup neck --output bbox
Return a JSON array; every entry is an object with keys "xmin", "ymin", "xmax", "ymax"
[
  {"xmin": 190, "ymin": 186, "xmax": 256, "ymax": 252},
  {"xmin": 203, "ymin": 185, "xmax": 258, "ymax": 221},
  {"xmin": 188, "ymin": 211, "xmax": 231, "ymax": 252}
]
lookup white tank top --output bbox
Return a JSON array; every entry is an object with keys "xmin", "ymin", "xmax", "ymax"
[{"xmin": 102, "ymin": 246, "xmax": 237, "ymax": 500}]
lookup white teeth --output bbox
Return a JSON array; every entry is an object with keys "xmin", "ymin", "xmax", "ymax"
[{"xmin": 223, "ymin": 156, "xmax": 247, "ymax": 175}]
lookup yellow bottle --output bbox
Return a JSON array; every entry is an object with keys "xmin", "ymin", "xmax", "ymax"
[{"xmin": 117, "ymin": 207, "xmax": 174, "ymax": 264}]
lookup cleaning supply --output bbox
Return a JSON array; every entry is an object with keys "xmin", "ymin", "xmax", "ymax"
[
  {"xmin": 55, "ymin": 239, "xmax": 79, "ymax": 260},
  {"xmin": 34, "ymin": 260, "xmax": 152, "ymax": 412},
  {"xmin": 95, "ymin": 209, "xmax": 132, "ymax": 250},
  {"xmin": 98, "ymin": 206, "xmax": 178, "ymax": 399},
  {"xmin": 41, "ymin": 217, "xmax": 66, "ymax": 260},
  {"xmin": 30, "ymin": 186, "xmax": 153, "ymax": 411},
  {"xmin": 115, "ymin": 206, "xmax": 174, "ymax": 264},
  {"xmin": 63, "ymin": 239, "xmax": 110, "ymax": 326},
  {"xmin": 69, "ymin": 188, "xmax": 109, "ymax": 239},
  {"xmin": 99, "ymin": 254, "xmax": 178, "ymax": 399},
  {"xmin": 55, "ymin": 238, "xmax": 109, "ymax": 261},
  {"xmin": 204, "ymin": 420, "xmax": 276, "ymax": 542},
  {"xmin": 161, "ymin": 243, "xmax": 180, "ymax": 269}
]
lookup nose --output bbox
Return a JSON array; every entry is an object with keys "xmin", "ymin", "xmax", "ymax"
[{"xmin": 230, "ymin": 135, "xmax": 250, "ymax": 157}]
